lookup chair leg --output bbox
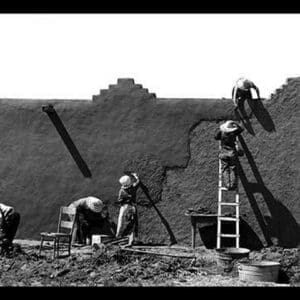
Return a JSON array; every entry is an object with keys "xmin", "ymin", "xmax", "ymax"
[
  {"xmin": 53, "ymin": 238, "xmax": 57, "ymax": 259},
  {"xmin": 56, "ymin": 238, "xmax": 59, "ymax": 258},
  {"xmin": 39, "ymin": 237, "xmax": 44, "ymax": 257},
  {"xmin": 68, "ymin": 237, "xmax": 71, "ymax": 256},
  {"xmin": 128, "ymin": 232, "xmax": 134, "ymax": 245}
]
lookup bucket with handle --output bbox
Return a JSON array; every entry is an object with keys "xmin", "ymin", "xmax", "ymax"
[{"xmin": 216, "ymin": 247, "xmax": 250, "ymax": 271}]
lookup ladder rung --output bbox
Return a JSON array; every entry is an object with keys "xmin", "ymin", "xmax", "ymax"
[
  {"xmin": 219, "ymin": 187, "xmax": 228, "ymax": 191},
  {"xmin": 218, "ymin": 217, "xmax": 239, "ymax": 221},
  {"xmin": 219, "ymin": 202, "xmax": 239, "ymax": 206},
  {"xmin": 218, "ymin": 234, "xmax": 240, "ymax": 238},
  {"xmin": 219, "ymin": 187, "xmax": 239, "ymax": 192}
]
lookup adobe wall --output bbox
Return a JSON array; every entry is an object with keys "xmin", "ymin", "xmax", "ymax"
[{"xmin": 0, "ymin": 78, "xmax": 299, "ymax": 248}]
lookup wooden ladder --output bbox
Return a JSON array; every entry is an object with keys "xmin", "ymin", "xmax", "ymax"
[{"xmin": 217, "ymin": 141, "xmax": 240, "ymax": 249}]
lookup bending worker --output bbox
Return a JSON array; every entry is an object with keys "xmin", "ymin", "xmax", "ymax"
[
  {"xmin": 116, "ymin": 172, "xmax": 140, "ymax": 245},
  {"xmin": 232, "ymin": 77, "xmax": 260, "ymax": 108},
  {"xmin": 69, "ymin": 196, "xmax": 114, "ymax": 245},
  {"xmin": 215, "ymin": 120, "xmax": 244, "ymax": 190},
  {"xmin": 0, "ymin": 202, "xmax": 20, "ymax": 254}
]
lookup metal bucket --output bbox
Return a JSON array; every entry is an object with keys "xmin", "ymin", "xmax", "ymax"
[
  {"xmin": 216, "ymin": 248, "xmax": 250, "ymax": 270},
  {"xmin": 238, "ymin": 261, "xmax": 280, "ymax": 283}
]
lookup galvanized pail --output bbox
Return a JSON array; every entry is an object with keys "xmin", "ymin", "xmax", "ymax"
[{"xmin": 238, "ymin": 261, "xmax": 280, "ymax": 282}]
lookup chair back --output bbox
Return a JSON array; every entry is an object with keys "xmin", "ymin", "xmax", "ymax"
[{"xmin": 57, "ymin": 206, "xmax": 77, "ymax": 235}]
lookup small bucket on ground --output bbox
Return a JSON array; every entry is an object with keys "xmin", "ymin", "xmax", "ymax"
[
  {"xmin": 91, "ymin": 235, "xmax": 101, "ymax": 245},
  {"xmin": 216, "ymin": 248, "xmax": 250, "ymax": 271},
  {"xmin": 238, "ymin": 261, "xmax": 280, "ymax": 283},
  {"xmin": 92, "ymin": 234, "xmax": 114, "ymax": 245}
]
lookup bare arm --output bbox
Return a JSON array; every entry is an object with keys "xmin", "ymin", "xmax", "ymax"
[
  {"xmin": 232, "ymin": 85, "xmax": 238, "ymax": 106},
  {"xmin": 0, "ymin": 207, "xmax": 4, "ymax": 222},
  {"xmin": 253, "ymin": 84, "xmax": 260, "ymax": 99},
  {"xmin": 69, "ymin": 198, "xmax": 86, "ymax": 209},
  {"xmin": 234, "ymin": 122, "xmax": 244, "ymax": 135},
  {"xmin": 131, "ymin": 173, "xmax": 140, "ymax": 187}
]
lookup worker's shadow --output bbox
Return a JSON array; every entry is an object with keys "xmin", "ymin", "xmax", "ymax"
[
  {"xmin": 235, "ymin": 98, "xmax": 275, "ymax": 136},
  {"xmin": 236, "ymin": 135, "xmax": 300, "ymax": 248}
]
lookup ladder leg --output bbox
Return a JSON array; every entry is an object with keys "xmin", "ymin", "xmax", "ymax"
[
  {"xmin": 53, "ymin": 238, "xmax": 57, "ymax": 259},
  {"xmin": 217, "ymin": 152, "xmax": 222, "ymax": 249},
  {"xmin": 68, "ymin": 236, "xmax": 72, "ymax": 256},
  {"xmin": 39, "ymin": 237, "xmax": 44, "ymax": 257},
  {"xmin": 236, "ymin": 190, "xmax": 240, "ymax": 248},
  {"xmin": 217, "ymin": 139, "xmax": 241, "ymax": 249},
  {"xmin": 57, "ymin": 238, "xmax": 60, "ymax": 258},
  {"xmin": 236, "ymin": 159, "xmax": 240, "ymax": 248}
]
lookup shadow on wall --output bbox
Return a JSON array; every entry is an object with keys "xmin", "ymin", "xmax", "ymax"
[
  {"xmin": 235, "ymin": 98, "xmax": 255, "ymax": 136},
  {"xmin": 237, "ymin": 135, "xmax": 300, "ymax": 248},
  {"xmin": 235, "ymin": 98, "xmax": 276, "ymax": 136},
  {"xmin": 198, "ymin": 217, "xmax": 264, "ymax": 250},
  {"xmin": 248, "ymin": 98, "xmax": 276, "ymax": 133},
  {"xmin": 122, "ymin": 154, "xmax": 178, "ymax": 245},
  {"xmin": 42, "ymin": 105, "xmax": 92, "ymax": 178}
]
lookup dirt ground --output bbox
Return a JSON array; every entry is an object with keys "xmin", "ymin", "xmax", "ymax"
[{"xmin": 0, "ymin": 240, "xmax": 298, "ymax": 287}]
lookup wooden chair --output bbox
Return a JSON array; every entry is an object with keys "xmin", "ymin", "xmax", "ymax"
[{"xmin": 39, "ymin": 206, "xmax": 77, "ymax": 258}]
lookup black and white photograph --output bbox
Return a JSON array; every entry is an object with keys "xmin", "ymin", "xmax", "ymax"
[{"xmin": 0, "ymin": 12, "xmax": 299, "ymax": 288}]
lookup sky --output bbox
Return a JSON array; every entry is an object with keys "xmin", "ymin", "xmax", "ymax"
[{"xmin": 0, "ymin": 14, "xmax": 299, "ymax": 100}]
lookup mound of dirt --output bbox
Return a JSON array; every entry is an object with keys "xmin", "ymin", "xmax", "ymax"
[
  {"xmin": 249, "ymin": 246, "xmax": 300, "ymax": 285},
  {"xmin": 1, "ymin": 242, "xmax": 295, "ymax": 287}
]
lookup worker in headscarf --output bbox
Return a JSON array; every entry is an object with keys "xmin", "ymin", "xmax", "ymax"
[
  {"xmin": 69, "ymin": 196, "xmax": 113, "ymax": 245},
  {"xmin": 232, "ymin": 77, "xmax": 260, "ymax": 108},
  {"xmin": 0, "ymin": 203, "xmax": 20, "ymax": 255},
  {"xmin": 116, "ymin": 172, "xmax": 140, "ymax": 245},
  {"xmin": 215, "ymin": 120, "xmax": 244, "ymax": 190}
]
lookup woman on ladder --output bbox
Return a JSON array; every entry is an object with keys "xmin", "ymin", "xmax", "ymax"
[{"xmin": 215, "ymin": 120, "xmax": 244, "ymax": 190}]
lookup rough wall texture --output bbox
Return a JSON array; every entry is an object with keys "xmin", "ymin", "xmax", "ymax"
[{"xmin": 0, "ymin": 78, "xmax": 299, "ymax": 249}]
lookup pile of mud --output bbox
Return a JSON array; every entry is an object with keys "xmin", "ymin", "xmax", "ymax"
[
  {"xmin": 249, "ymin": 246, "xmax": 300, "ymax": 285},
  {"xmin": 0, "ymin": 244, "xmax": 211, "ymax": 286},
  {"xmin": 0, "ymin": 243, "xmax": 298, "ymax": 286}
]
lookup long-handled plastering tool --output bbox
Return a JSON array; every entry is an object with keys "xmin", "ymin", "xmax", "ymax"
[{"xmin": 138, "ymin": 181, "xmax": 177, "ymax": 246}]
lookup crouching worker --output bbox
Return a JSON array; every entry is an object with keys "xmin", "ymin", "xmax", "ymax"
[
  {"xmin": 69, "ymin": 196, "xmax": 114, "ymax": 245},
  {"xmin": 232, "ymin": 77, "xmax": 260, "ymax": 109},
  {"xmin": 215, "ymin": 120, "xmax": 244, "ymax": 190},
  {"xmin": 116, "ymin": 173, "xmax": 140, "ymax": 246},
  {"xmin": 0, "ymin": 203, "xmax": 20, "ymax": 255}
]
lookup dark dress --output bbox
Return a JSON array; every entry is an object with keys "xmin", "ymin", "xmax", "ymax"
[
  {"xmin": 0, "ymin": 207, "xmax": 20, "ymax": 253},
  {"xmin": 232, "ymin": 85, "xmax": 254, "ymax": 108},
  {"xmin": 215, "ymin": 127, "xmax": 243, "ymax": 190},
  {"xmin": 69, "ymin": 198, "xmax": 115, "ymax": 244},
  {"xmin": 75, "ymin": 207, "xmax": 106, "ymax": 244}
]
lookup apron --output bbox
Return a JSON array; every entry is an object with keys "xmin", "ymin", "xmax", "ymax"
[{"xmin": 116, "ymin": 203, "xmax": 137, "ymax": 238}]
